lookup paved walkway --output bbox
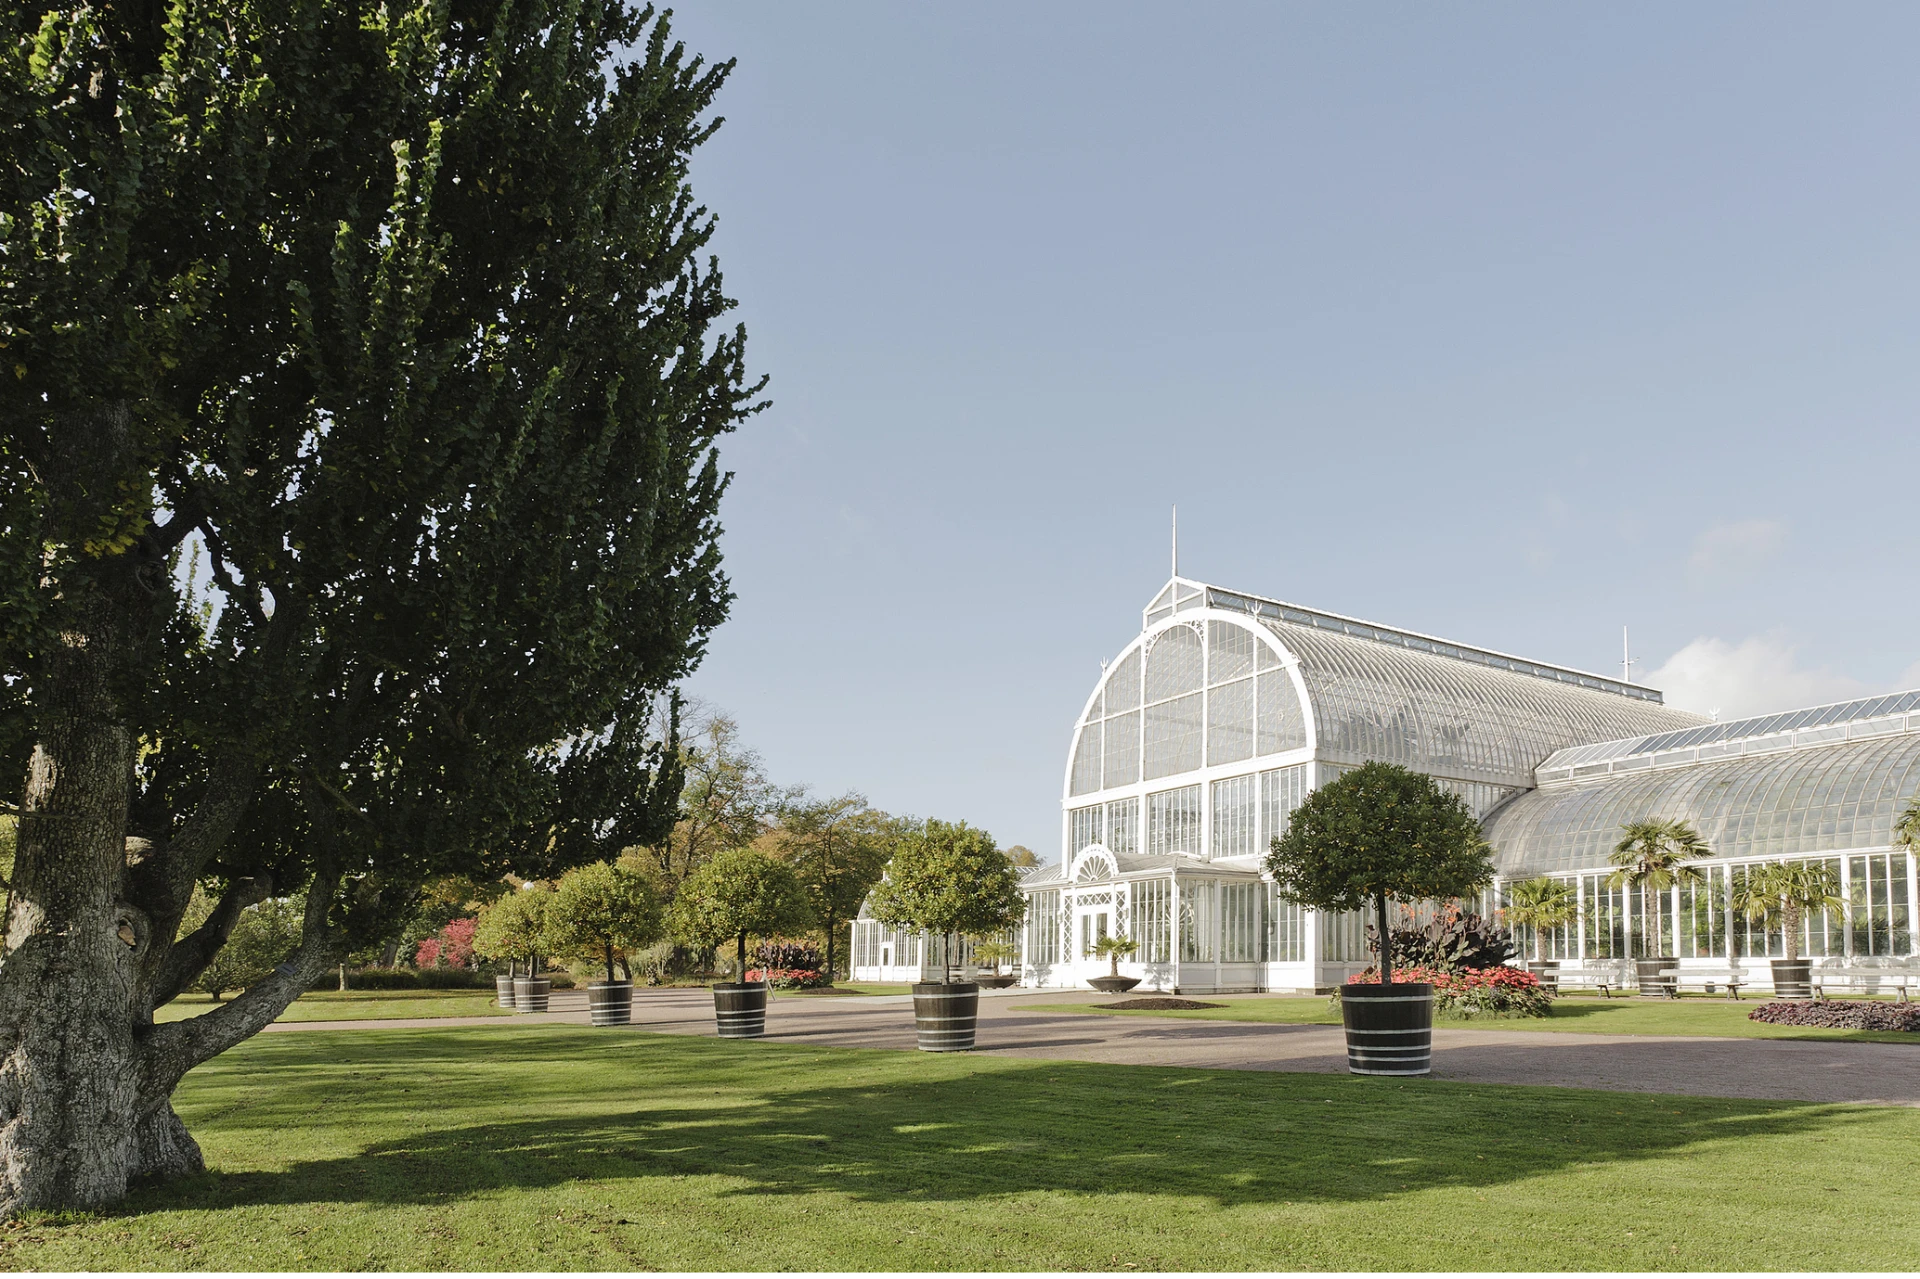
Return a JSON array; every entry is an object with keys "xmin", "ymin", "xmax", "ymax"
[{"xmin": 265, "ymin": 988, "xmax": 1920, "ymax": 1107}]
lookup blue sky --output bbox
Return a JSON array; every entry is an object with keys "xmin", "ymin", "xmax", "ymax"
[{"xmin": 665, "ymin": 3, "xmax": 1920, "ymax": 853}]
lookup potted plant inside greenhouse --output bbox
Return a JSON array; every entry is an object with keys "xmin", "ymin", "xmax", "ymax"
[
  {"xmin": 970, "ymin": 937, "xmax": 1021, "ymax": 988},
  {"xmin": 473, "ymin": 884, "xmax": 557, "ymax": 1012},
  {"xmin": 868, "ymin": 818, "xmax": 1027, "ymax": 1052},
  {"xmin": 550, "ymin": 860, "xmax": 663, "ymax": 1026},
  {"xmin": 1504, "ymin": 876, "xmax": 1578, "ymax": 991},
  {"xmin": 1087, "ymin": 935, "xmax": 1141, "ymax": 993},
  {"xmin": 1266, "ymin": 761, "xmax": 1494, "ymax": 1077},
  {"xmin": 669, "ymin": 848, "xmax": 816, "ymax": 1038},
  {"xmin": 1606, "ymin": 819, "xmax": 1707, "ymax": 998},
  {"xmin": 1736, "ymin": 860, "xmax": 1842, "ymax": 999}
]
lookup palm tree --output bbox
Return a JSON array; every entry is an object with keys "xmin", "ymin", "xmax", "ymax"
[
  {"xmin": 1504, "ymin": 877, "xmax": 1578, "ymax": 963},
  {"xmin": 1734, "ymin": 861, "xmax": 1843, "ymax": 963},
  {"xmin": 1090, "ymin": 934, "xmax": 1139, "ymax": 977},
  {"xmin": 1607, "ymin": 819, "xmax": 1708, "ymax": 957}
]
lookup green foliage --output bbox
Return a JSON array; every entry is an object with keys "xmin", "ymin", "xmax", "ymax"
[
  {"xmin": 667, "ymin": 848, "xmax": 815, "ymax": 975},
  {"xmin": 969, "ymin": 938, "xmax": 1018, "ymax": 973},
  {"xmin": 1607, "ymin": 819, "xmax": 1708, "ymax": 956},
  {"xmin": 1267, "ymin": 763, "xmax": 1491, "ymax": 981},
  {"xmin": 471, "ymin": 887, "xmax": 559, "ymax": 968},
  {"xmin": 1734, "ymin": 861, "xmax": 1844, "ymax": 963},
  {"xmin": 764, "ymin": 793, "xmax": 903, "ymax": 978},
  {"xmin": 1090, "ymin": 934, "xmax": 1138, "ymax": 976},
  {"xmin": 1503, "ymin": 876, "xmax": 1578, "ymax": 961},
  {"xmin": 0, "ymin": 0, "xmax": 751, "ymax": 977},
  {"xmin": 867, "ymin": 819, "xmax": 1028, "ymax": 941},
  {"xmin": 548, "ymin": 861, "xmax": 664, "ymax": 982},
  {"xmin": 191, "ymin": 894, "xmax": 306, "ymax": 1001}
]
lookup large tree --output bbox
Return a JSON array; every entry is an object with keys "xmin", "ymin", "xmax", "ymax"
[
  {"xmin": 0, "ymin": 0, "xmax": 753, "ymax": 1214},
  {"xmin": 762, "ymin": 793, "xmax": 901, "ymax": 982}
]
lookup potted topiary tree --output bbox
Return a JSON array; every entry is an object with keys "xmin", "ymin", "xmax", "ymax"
[
  {"xmin": 1735, "ymin": 860, "xmax": 1842, "ymax": 999},
  {"xmin": 668, "ymin": 848, "xmax": 816, "ymax": 1038},
  {"xmin": 1088, "ymin": 935, "xmax": 1141, "ymax": 993},
  {"xmin": 1504, "ymin": 876, "xmax": 1577, "ymax": 990},
  {"xmin": 550, "ymin": 860, "xmax": 664, "ymax": 1026},
  {"xmin": 970, "ymin": 937, "xmax": 1020, "ymax": 988},
  {"xmin": 1607, "ymin": 819, "xmax": 1707, "ymax": 997},
  {"xmin": 1266, "ymin": 761, "xmax": 1493, "ymax": 1076},
  {"xmin": 867, "ymin": 818, "xmax": 1027, "ymax": 1052},
  {"xmin": 472, "ymin": 885, "xmax": 557, "ymax": 1012}
]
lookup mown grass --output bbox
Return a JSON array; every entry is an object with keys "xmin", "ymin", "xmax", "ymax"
[
  {"xmin": 3, "ymin": 1026, "xmax": 1916, "ymax": 1270},
  {"xmin": 155, "ymin": 989, "xmax": 512, "ymax": 1024},
  {"xmin": 1019, "ymin": 993, "xmax": 1920, "ymax": 1044}
]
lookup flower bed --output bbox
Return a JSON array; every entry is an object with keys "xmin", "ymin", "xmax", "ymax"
[
  {"xmin": 1748, "ymin": 999, "xmax": 1920, "ymax": 1032},
  {"xmin": 745, "ymin": 967, "xmax": 831, "ymax": 991},
  {"xmin": 1352, "ymin": 963, "xmax": 1553, "ymax": 1019}
]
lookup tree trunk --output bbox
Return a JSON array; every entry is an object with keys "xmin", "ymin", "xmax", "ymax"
[
  {"xmin": 735, "ymin": 932, "xmax": 747, "ymax": 981},
  {"xmin": 1784, "ymin": 901, "xmax": 1801, "ymax": 963},
  {"xmin": 1375, "ymin": 889, "xmax": 1393, "ymax": 981},
  {"xmin": 823, "ymin": 913, "xmax": 836, "ymax": 984}
]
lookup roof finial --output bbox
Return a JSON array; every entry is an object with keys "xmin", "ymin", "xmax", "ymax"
[
  {"xmin": 1171, "ymin": 504, "xmax": 1178, "ymax": 579},
  {"xmin": 1622, "ymin": 625, "xmax": 1635, "ymax": 685}
]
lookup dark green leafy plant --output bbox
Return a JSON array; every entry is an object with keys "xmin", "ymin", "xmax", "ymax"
[
  {"xmin": 668, "ymin": 849, "xmax": 816, "ymax": 981},
  {"xmin": 549, "ymin": 862, "xmax": 664, "ymax": 984},
  {"xmin": 1266, "ymin": 762, "xmax": 1493, "ymax": 983},
  {"xmin": 1365, "ymin": 909, "xmax": 1515, "ymax": 974},
  {"xmin": 867, "ymin": 819, "xmax": 1027, "ymax": 983}
]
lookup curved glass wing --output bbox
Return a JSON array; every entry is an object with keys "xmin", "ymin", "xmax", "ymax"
[{"xmin": 1485, "ymin": 734, "xmax": 1920, "ymax": 876}]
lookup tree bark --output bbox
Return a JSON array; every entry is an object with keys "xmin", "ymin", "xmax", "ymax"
[{"xmin": 1375, "ymin": 890, "xmax": 1393, "ymax": 981}]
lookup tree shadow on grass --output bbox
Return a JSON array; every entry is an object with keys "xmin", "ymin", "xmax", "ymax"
[{"xmin": 117, "ymin": 1028, "xmax": 1897, "ymax": 1220}]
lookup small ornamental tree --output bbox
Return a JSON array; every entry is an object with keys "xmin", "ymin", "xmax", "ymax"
[
  {"xmin": 867, "ymin": 819, "xmax": 1027, "ymax": 983},
  {"xmin": 1265, "ymin": 762, "xmax": 1493, "ymax": 983},
  {"xmin": 1735, "ymin": 861, "xmax": 1843, "ymax": 963},
  {"xmin": 549, "ymin": 861, "xmax": 665, "ymax": 983},
  {"xmin": 472, "ymin": 887, "xmax": 558, "ymax": 976},
  {"xmin": 668, "ymin": 849, "xmax": 816, "ymax": 980},
  {"xmin": 1607, "ymin": 819, "xmax": 1708, "ymax": 957},
  {"xmin": 1503, "ymin": 877, "xmax": 1578, "ymax": 963},
  {"xmin": 1090, "ymin": 935, "xmax": 1138, "ymax": 977}
]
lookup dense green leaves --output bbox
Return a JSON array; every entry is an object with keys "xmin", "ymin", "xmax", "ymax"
[
  {"xmin": 867, "ymin": 819, "xmax": 1027, "ymax": 941},
  {"xmin": 549, "ymin": 861, "xmax": 664, "ymax": 983},
  {"xmin": 667, "ymin": 848, "xmax": 814, "ymax": 974}
]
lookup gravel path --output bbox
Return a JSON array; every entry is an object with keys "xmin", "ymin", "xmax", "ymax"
[{"xmin": 263, "ymin": 987, "xmax": 1920, "ymax": 1106}]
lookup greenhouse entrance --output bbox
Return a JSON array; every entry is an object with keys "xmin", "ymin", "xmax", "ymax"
[{"xmin": 1075, "ymin": 903, "xmax": 1110, "ymax": 980}]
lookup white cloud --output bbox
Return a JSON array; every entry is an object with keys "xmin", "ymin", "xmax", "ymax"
[
  {"xmin": 1646, "ymin": 635, "xmax": 1870, "ymax": 721},
  {"xmin": 1687, "ymin": 519, "xmax": 1787, "ymax": 577}
]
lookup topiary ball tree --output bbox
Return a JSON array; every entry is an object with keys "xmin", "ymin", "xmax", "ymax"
[
  {"xmin": 867, "ymin": 819, "xmax": 1027, "ymax": 983},
  {"xmin": 472, "ymin": 886, "xmax": 558, "ymax": 977},
  {"xmin": 1265, "ymin": 761, "xmax": 1493, "ymax": 984},
  {"xmin": 550, "ymin": 862, "xmax": 664, "ymax": 983},
  {"xmin": 669, "ymin": 849, "xmax": 816, "ymax": 982}
]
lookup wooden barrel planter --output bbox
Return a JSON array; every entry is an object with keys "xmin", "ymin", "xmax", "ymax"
[
  {"xmin": 1770, "ymin": 958, "xmax": 1814, "ymax": 1000},
  {"xmin": 912, "ymin": 982, "xmax": 979, "ymax": 1052},
  {"xmin": 1339, "ymin": 982, "xmax": 1434, "ymax": 1076},
  {"xmin": 512, "ymin": 975, "xmax": 551, "ymax": 1013},
  {"xmin": 1635, "ymin": 958, "xmax": 1677, "ymax": 998},
  {"xmin": 495, "ymin": 974, "xmax": 517, "ymax": 1010},
  {"xmin": 588, "ymin": 980, "xmax": 633, "ymax": 1026},
  {"xmin": 712, "ymin": 982, "xmax": 768, "ymax": 1038}
]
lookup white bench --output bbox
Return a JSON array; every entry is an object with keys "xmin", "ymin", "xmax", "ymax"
[
  {"xmin": 1812, "ymin": 966, "xmax": 1917, "ymax": 1002},
  {"xmin": 1658, "ymin": 967, "xmax": 1748, "ymax": 1000},
  {"xmin": 1553, "ymin": 968, "xmax": 1624, "ymax": 998}
]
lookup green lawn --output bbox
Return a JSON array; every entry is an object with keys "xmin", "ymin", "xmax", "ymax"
[
  {"xmin": 1019, "ymin": 994, "xmax": 1920, "ymax": 1044},
  {"xmin": 156, "ymin": 989, "xmax": 512, "ymax": 1024},
  {"xmin": 787, "ymin": 983, "xmax": 914, "ymax": 997},
  {"xmin": 4, "ymin": 1026, "xmax": 1916, "ymax": 1270}
]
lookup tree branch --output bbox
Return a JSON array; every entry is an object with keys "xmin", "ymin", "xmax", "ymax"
[
  {"xmin": 134, "ymin": 872, "xmax": 338, "ymax": 1107},
  {"xmin": 147, "ymin": 875, "xmax": 272, "ymax": 1008}
]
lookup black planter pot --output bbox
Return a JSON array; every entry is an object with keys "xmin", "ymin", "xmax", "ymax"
[
  {"xmin": 1770, "ymin": 958, "xmax": 1814, "ymax": 1000},
  {"xmin": 1340, "ymin": 982, "xmax": 1434, "ymax": 1076},
  {"xmin": 1526, "ymin": 960, "xmax": 1560, "ymax": 993},
  {"xmin": 588, "ymin": 980, "xmax": 633, "ymax": 1026},
  {"xmin": 912, "ymin": 982, "xmax": 980, "ymax": 1052},
  {"xmin": 512, "ymin": 975, "xmax": 551, "ymax": 1013},
  {"xmin": 712, "ymin": 982, "xmax": 769, "ymax": 1038},
  {"xmin": 1088, "ymin": 975, "xmax": 1142, "ymax": 993},
  {"xmin": 1635, "ymin": 957, "xmax": 1677, "ymax": 999},
  {"xmin": 495, "ymin": 974, "xmax": 517, "ymax": 1010},
  {"xmin": 977, "ymin": 974, "xmax": 1019, "ymax": 989}
]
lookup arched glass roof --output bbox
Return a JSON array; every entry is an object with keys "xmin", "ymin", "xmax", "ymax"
[
  {"xmin": 1484, "ymin": 733, "xmax": 1920, "ymax": 877},
  {"xmin": 1259, "ymin": 618, "xmax": 1702, "ymax": 789}
]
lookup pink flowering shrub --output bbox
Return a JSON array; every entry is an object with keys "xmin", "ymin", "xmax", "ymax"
[
  {"xmin": 414, "ymin": 937, "xmax": 442, "ymax": 967},
  {"xmin": 1352, "ymin": 963, "xmax": 1552, "ymax": 1018},
  {"xmin": 746, "ymin": 966, "xmax": 830, "ymax": 990},
  {"xmin": 414, "ymin": 917, "xmax": 479, "ymax": 970}
]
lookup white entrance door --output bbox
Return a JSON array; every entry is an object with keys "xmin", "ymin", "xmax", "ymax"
[{"xmin": 1075, "ymin": 906, "xmax": 1110, "ymax": 981}]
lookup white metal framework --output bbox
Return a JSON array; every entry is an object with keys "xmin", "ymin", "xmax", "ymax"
[{"xmin": 851, "ymin": 578, "xmax": 1920, "ymax": 992}]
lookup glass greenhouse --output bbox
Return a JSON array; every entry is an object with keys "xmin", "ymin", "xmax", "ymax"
[{"xmin": 850, "ymin": 578, "xmax": 1920, "ymax": 992}]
